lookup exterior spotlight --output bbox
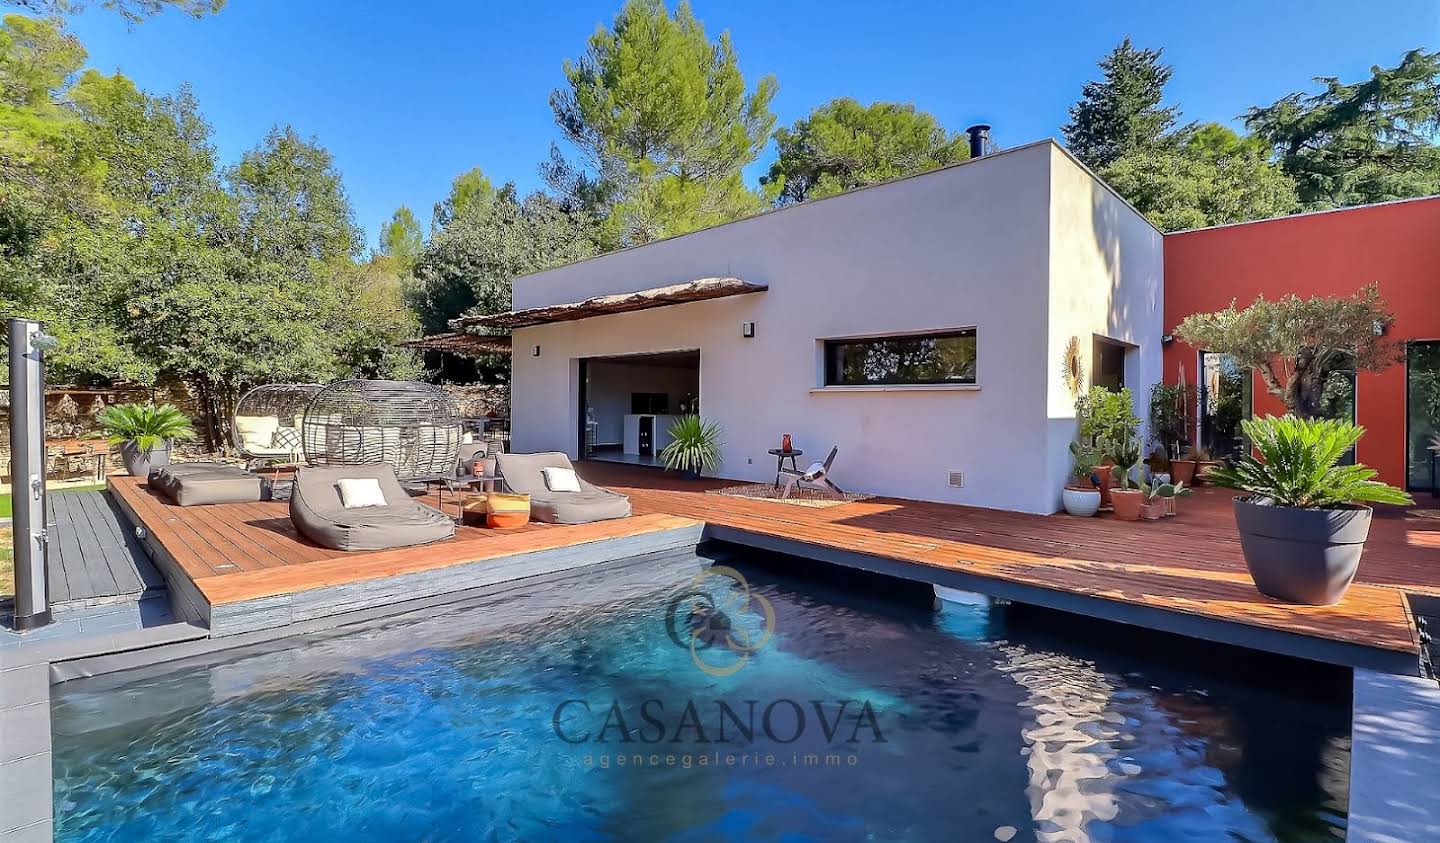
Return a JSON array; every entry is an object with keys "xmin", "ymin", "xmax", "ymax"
[
  {"xmin": 532, "ymin": 345, "xmax": 541, "ymax": 356},
  {"xmin": 742, "ymin": 322, "xmax": 755, "ymax": 338}
]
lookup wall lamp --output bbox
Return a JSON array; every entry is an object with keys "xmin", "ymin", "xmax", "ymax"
[
  {"xmin": 531, "ymin": 345, "xmax": 541, "ymax": 357},
  {"xmin": 741, "ymin": 322, "xmax": 755, "ymax": 338}
]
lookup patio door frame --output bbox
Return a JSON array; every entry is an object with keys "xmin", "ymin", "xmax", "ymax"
[{"xmin": 1406, "ymin": 339, "xmax": 1440, "ymax": 494}]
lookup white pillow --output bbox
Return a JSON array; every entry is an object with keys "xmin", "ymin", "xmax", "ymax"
[
  {"xmin": 804, "ymin": 461, "xmax": 826, "ymax": 476},
  {"xmin": 542, "ymin": 466, "xmax": 582, "ymax": 493},
  {"xmin": 337, "ymin": 478, "xmax": 387, "ymax": 509}
]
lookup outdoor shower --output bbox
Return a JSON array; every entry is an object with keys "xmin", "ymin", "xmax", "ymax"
[{"xmin": 7, "ymin": 317, "xmax": 55, "ymax": 630}]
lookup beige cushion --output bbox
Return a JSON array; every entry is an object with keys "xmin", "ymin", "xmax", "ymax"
[
  {"xmin": 542, "ymin": 466, "xmax": 582, "ymax": 493},
  {"xmin": 235, "ymin": 415, "xmax": 280, "ymax": 450},
  {"xmin": 337, "ymin": 478, "xmax": 387, "ymax": 508}
]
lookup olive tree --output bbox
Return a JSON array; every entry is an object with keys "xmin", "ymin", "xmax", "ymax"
[{"xmin": 1175, "ymin": 284, "xmax": 1399, "ymax": 418}]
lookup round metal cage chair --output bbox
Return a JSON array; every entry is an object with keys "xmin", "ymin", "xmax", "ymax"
[
  {"xmin": 301, "ymin": 379, "xmax": 462, "ymax": 483},
  {"xmin": 233, "ymin": 383, "xmax": 324, "ymax": 468}
]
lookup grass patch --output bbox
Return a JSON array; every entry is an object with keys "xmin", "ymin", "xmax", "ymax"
[
  {"xmin": 0, "ymin": 494, "xmax": 9, "ymax": 519},
  {"xmin": 1, "ymin": 527, "xmax": 12, "ymax": 601}
]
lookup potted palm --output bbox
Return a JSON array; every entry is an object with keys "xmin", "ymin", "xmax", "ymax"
[
  {"xmin": 1062, "ymin": 442, "xmax": 1103, "ymax": 517},
  {"xmin": 97, "ymin": 403, "xmax": 196, "ymax": 478},
  {"xmin": 1208, "ymin": 415, "xmax": 1412, "ymax": 605},
  {"xmin": 660, "ymin": 416, "xmax": 723, "ymax": 481}
]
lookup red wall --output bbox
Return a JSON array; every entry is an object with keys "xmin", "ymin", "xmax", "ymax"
[{"xmin": 1163, "ymin": 196, "xmax": 1440, "ymax": 488}]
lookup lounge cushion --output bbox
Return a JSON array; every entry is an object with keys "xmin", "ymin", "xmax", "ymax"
[
  {"xmin": 337, "ymin": 477, "xmax": 386, "ymax": 508},
  {"xmin": 494, "ymin": 451, "xmax": 631, "ymax": 525},
  {"xmin": 542, "ymin": 466, "xmax": 581, "ymax": 492},
  {"xmin": 151, "ymin": 462, "xmax": 263, "ymax": 507},
  {"xmin": 290, "ymin": 463, "xmax": 454, "ymax": 551},
  {"xmin": 234, "ymin": 415, "xmax": 280, "ymax": 452}
]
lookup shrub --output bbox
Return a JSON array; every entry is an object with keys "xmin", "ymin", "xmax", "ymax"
[
  {"xmin": 1207, "ymin": 415, "xmax": 1412, "ymax": 508},
  {"xmin": 96, "ymin": 403, "xmax": 196, "ymax": 452},
  {"xmin": 659, "ymin": 416, "xmax": 723, "ymax": 474}
]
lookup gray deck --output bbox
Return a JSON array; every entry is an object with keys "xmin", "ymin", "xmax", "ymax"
[{"xmin": 43, "ymin": 491, "xmax": 164, "ymax": 609}]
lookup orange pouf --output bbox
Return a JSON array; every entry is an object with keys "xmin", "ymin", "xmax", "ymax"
[{"xmin": 485, "ymin": 492, "xmax": 531, "ymax": 529}]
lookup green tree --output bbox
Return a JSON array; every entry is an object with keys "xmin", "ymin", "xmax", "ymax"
[
  {"xmin": 431, "ymin": 166, "xmax": 495, "ymax": 231},
  {"xmin": 9, "ymin": 0, "xmax": 223, "ymax": 24},
  {"xmin": 1175, "ymin": 284, "xmax": 1399, "ymax": 418},
  {"xmin": 1102, "ymin": 124, "xmax": 1298, "ymax": 231},
  {"xmin": 225, "ymin": 125, "xmax": 362, "ymax": 264},
  {"xmin": 411, "ymin": 185, "xmax": 598, "ymax": 380},
  {"xmin": 1245, "ymin": 48, "xmax": 1440, "ymax": 209},
  {"xmin": 1063, "ymin": 37, "xmax": 1179, "ymax": 170},
  {"xmin": 379, "ymin": 204, "xmax": 423, "ymax": 268},
  {"xmin": 762, "ymin": 98, "xmax": 968, "ymax": 205},
  {"xmin": 549, "ymin": 0, "xmax": 776, "ymax": 244}
]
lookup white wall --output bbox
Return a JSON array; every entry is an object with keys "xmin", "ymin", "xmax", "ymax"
[
  {"xmin": 586, "ymin": 361, "xmax": 698, "ymax": 444},
  {"xmin": 511, "ymin": 141, "xmax": 1161, "ymax": 514},
  {"xmin": 1043, "ymin": 144, "xmax": 1166, "ymax": 506}
]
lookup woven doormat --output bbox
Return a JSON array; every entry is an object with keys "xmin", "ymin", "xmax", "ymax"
[{"xmin": 707, "ymin": 483, "xmax": 873, "ymax": 508}]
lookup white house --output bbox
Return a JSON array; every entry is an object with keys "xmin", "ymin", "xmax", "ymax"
[{"xmin": 467, "ymin": 140, "xmax": 1163, "ymax": 514}]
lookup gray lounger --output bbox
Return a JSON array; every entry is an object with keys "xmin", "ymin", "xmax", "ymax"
[
  {"xmin": 494, "ymin": 452, "xmax": 632, "ymax": 524},
  {"xmin": 151, "ymin": 462, "xmax": 263, "ymax": 507},
  {"xmin": 289, "ymin": 463, "xmax": 455, "ymax": 551}
]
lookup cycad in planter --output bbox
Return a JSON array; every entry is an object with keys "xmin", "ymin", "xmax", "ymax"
[
  {"xmin": 98, "ymin": 403, "xmax": 196, "ymax": 478},
  {"xmin": 1208, "ymin": 415, "xmax": 1411, "ymax": 605},
  {"xmin": 660, "ymin": 416, "xmax": 722, "ymax": 480}
]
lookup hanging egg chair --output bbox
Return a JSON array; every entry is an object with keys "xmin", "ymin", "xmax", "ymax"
[
  {"xmin": 301, "ymin": 379, "xmax": 461, "ymax": 483},
  {"xmin": 233, "ymin": 383, "xmax": 324, "ymax": 468}
]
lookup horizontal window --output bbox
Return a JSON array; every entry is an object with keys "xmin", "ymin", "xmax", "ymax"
[{"xmin": 824, "ymin": 330, "xmax": 977, "ymax": 387}]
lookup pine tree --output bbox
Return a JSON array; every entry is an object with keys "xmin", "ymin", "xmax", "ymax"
[{"xmin": 1063, "ymin": 37, "xmax": 1179, "ymax": 170}]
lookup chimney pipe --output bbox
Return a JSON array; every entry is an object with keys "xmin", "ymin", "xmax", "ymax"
[{"xmin": 966, "ymin": 124, "xmax": 991, "ymax": 158}]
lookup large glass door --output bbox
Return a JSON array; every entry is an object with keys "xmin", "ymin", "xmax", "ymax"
[
  {"xmin": 1407, "ymin": 341, "xmax": 1440, "ymax": 493},
  {"xmin": 1199, "ymin": 352, "xmax": 1251, "ymax": 459}
]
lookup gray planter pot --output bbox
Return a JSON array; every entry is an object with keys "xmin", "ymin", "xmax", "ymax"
[
  {"xmin": 1232, "ymin": 496, "xmax": 1373, "ymax": 605},
  {"xmin": 119, "ymin": 440, "xmax": 172, "ymax": 479}
]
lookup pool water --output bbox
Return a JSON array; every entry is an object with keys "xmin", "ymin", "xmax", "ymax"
[{"xmin": 51, "ymin": 549, "xmax": 1351, "ymax": 842}]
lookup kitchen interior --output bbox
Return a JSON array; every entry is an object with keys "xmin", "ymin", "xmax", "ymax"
[{"xmin": 580, "ymin": 350, "xmax": 700, "ymax": 467}]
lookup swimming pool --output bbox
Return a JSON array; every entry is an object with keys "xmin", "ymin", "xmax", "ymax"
[{"xmin": 51, "ymin": 549, "xmax": 1350, "ymax": 841}]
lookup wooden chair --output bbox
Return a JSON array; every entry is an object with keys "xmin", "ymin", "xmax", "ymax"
[{"xmin": 779, "ymin": 446, "xmax": 844, "ymax": 499}]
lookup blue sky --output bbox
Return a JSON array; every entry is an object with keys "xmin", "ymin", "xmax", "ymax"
[{"xmin": 60, "ymin": 0, "xmax": 1439, "ymax": 250}]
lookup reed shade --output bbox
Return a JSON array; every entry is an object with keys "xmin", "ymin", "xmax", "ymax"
[
  {"xmin": 449, "ymin": 277, "xmax": 767, "ymax": 330},
  {"xmin": 301, "ymin": 379, "xmax": 462, "ymax": 482},
  {"xmin": 396, "ymin": 332, "xmax": 512, "ymax": 357}
]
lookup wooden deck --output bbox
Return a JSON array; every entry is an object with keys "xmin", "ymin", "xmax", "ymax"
[
  {"xmin": 45, "ymin": 491, "xmax": 164, "ymax": 608},
  {"xmin": 106, "ymin": 463, "xmax": 1440, "ymax": 671},
  {"xmin": 107, "ymin": 475, "xmax": 703, "ymax": 635},
  {"xmin": 578, "ymin": 462, "xmax": 1440, "ymax": 672}
]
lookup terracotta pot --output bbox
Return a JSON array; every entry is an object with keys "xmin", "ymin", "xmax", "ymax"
[
  {"xmin": 1097, "ymin": 459, "xmax": 1117, "ymax": 509},
  {"xmin": 1196, "ymin": 460, "xmax": 1222, "ymax": 485},
  {"xmin": 1170, "ymin": 460, "xmax": 1197, "ymax": 485},
  {"xmin": 1110, "ymin": 489, "xmax": 1144, "ymax": 521},
  {"xmin": 1140, "ymin": 499, "xmax": 1166, "ymax": 521}
]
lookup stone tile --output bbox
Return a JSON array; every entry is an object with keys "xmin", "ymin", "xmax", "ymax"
[
  {"xmin": 76, "ymin": 610, "xmax": 142, "ymax": 634},
  {"xmin": 1350, "ymin": 669, "xmax": 1440, "ymax": 843},
  {"xmin": 0, "ymin": 753, "xmax": 52, "ymax": 834},
  {"xmin": 0, "ymin": 819, "xmax": 52, "ymax": 843},
  {"xmin": 0, "ymin": 703, "xmax": 49, "ymax": 763},
  {"xmin": 0, "ymin": 665, "xmax": 48, "ymax": 712}
]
